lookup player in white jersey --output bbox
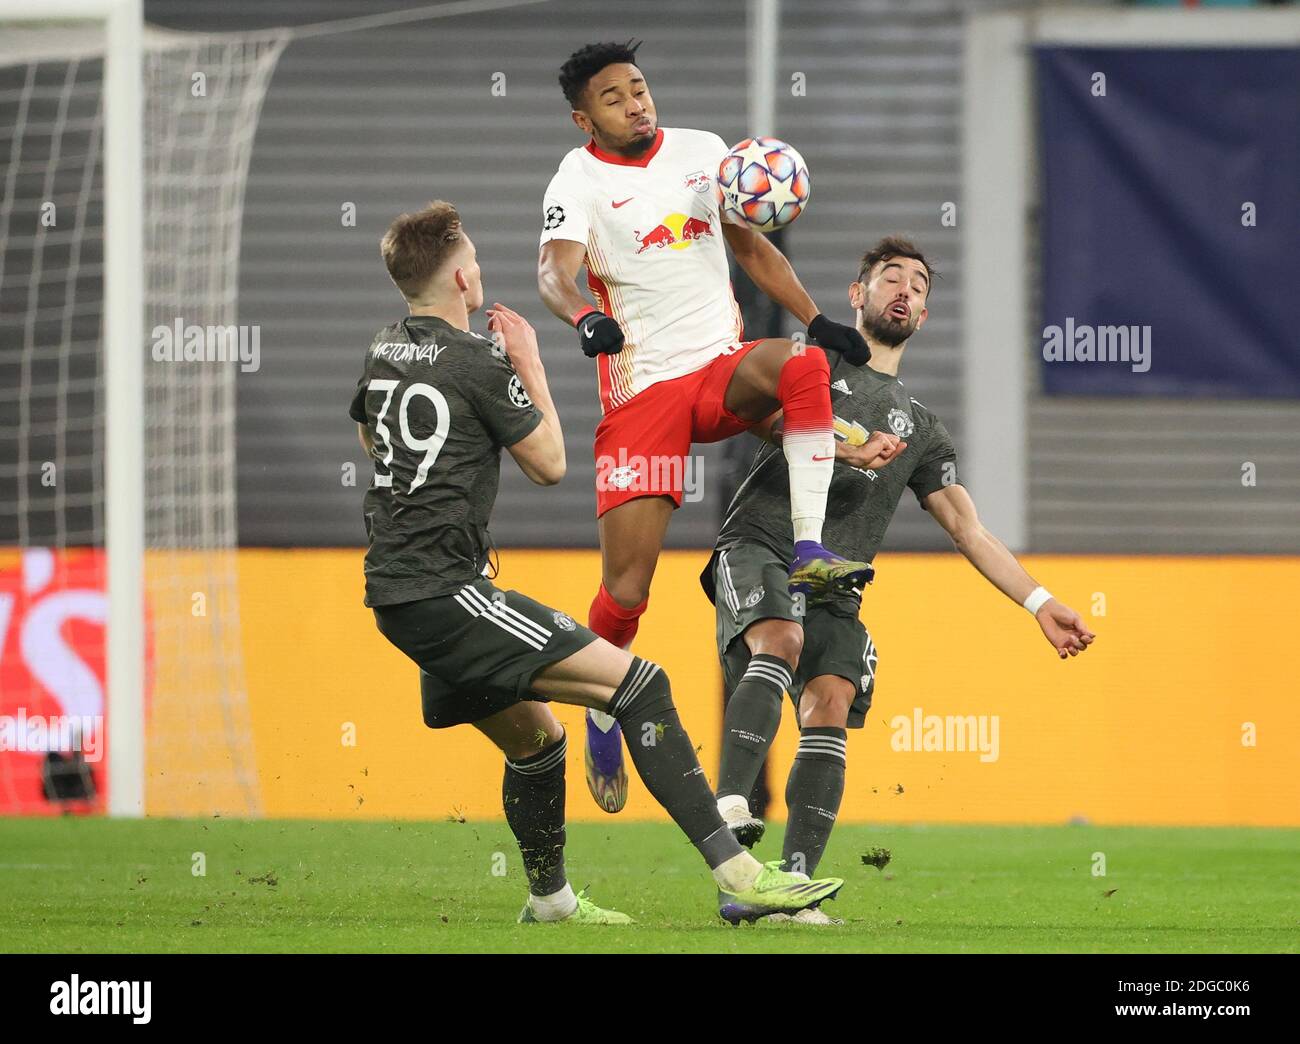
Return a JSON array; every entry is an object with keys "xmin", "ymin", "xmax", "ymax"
[
  {"xmin": 536, "ymin": 40, "xmax": 902, "ymax": 813},
  {"xmin": 541, "ymin": 122, "xmax": 750, "ymax": 411}
]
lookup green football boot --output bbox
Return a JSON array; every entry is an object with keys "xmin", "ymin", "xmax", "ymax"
[
  {"xmin": 718, "ymin": 861, "xmax": 844, "ymax": 925},
  {"xmin": 517, "ymin": 889, "xmax": 634, "ymax": 925}
]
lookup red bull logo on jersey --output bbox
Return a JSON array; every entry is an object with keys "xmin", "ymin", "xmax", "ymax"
[
  {"xmin": 681, "ymin": 216, "xmax": 713, "ymax": 240},
  {"xmin": 633, "ymin": 212, "xmax": 715, "ymax": 253}
]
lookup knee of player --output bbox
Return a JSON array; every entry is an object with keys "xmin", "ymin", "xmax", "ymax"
[
  {"xmin": 608, "ymin": 657, "xmax": 675, "ymax": 720},
  {"xmin": 503, "ymin": 721, "xmax": 566, "ymax": 764},
  {"xmin": 746, "ymin": 621, "xmax": 803, "ymax": 668},
  {"xmin": 783, "ymin": 344, "xmax": 829, "ymax": 373},
  {"xmin": 602, "ymin": 575, "xmax": 652, "ymax": 610},
  {"xmin": 541, "ymin": 717, "xmax": 566, "ymax": 748},
  {"xmin": 798, "ymin": 678, "xmax": 854, "ymax": 728}
]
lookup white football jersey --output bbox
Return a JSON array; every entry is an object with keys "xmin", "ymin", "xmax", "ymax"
[{"xmin": 539, "ymin": 127, "xmax": 744, "ymax": 414}]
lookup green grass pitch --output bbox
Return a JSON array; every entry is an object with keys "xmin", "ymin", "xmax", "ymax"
[{"xmin": 1, "ymin": 818, "xmax": 1295, "ymax": 953}]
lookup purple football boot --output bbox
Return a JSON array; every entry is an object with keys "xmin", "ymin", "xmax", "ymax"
[
  {"xmin": 788, "ymin": 539, "xmax": 874, "ymax": 600},
  {"xmin": 584, "ymin": 708, "xmax": 628, "ymax": 813}
]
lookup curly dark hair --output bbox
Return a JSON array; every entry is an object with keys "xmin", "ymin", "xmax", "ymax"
[{"xmin": 558, "ymin": 39, "xmax": 643, "ymax": 108}]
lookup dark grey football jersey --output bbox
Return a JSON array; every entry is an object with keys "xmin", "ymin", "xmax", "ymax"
[
  {"xmin": 712, "ymin": 354, "xmax": 958, "ymax": 591},
  {"xmin": 348, "ymin": 314, "xmax": 542, "ymax": 606}
]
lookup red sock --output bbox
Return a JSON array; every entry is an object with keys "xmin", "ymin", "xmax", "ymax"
[
  {"xmin": 777, "ymin": 347, "xmax": 832, "ymax": 437},
  {"xmin": 587, "ymin": 582, "xmax": 648, "ymax": 649}
]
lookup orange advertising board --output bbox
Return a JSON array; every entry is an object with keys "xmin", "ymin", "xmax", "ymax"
[{"xmin": 236, "ymin": 549, "xmax": 1299, "ymax": 827}]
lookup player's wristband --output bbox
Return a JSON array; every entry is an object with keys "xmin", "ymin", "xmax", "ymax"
[
  {"xmin": 570, "ymin": 305, "xmax": 599, "ymax": 328},
  {"xmin": 1022, "ymin": 586, "xmax": 1052, "ymax": 615}
]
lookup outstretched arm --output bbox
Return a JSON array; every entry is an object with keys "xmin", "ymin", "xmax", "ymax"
[
  {"xmin": 721, "ymin": 222, "xmax": 818, "ymax": 324},
  {"xmin": 922, "ymin": 483, "xmax": 1095, "ymax": 659},
  {"xmin": 722, "ymin": 223, "xmax": 870, "ymax": 363}
]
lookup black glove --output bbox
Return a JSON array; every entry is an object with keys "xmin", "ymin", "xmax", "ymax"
[
  {"xmin": 577, "ymin": 310, "xmax": 625, "ymax": 358},
  {"xmin": 807, "ymin": 313, "xmax": 870, "ymax": 367}
]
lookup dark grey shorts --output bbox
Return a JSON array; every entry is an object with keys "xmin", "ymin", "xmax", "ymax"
[
  {"xmin": 705, "ymin": 542, "xmax": 877, "ymax": 728},
  {"xmin": 373, "ymin": 576, "xmax": 598, "ymax": 728}
]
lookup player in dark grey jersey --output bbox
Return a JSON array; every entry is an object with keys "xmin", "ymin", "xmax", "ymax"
[
  {"xmin": 350, "ymin": 200, "xmax": 847, "ymax": 925},
  {"xmin": 700, "ymin": 237, "xmax": 1096, "ymax": 921}
]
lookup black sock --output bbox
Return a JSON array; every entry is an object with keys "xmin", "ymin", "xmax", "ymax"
[
  {"xmin": 503, "ymin": 733, "xmax": 568, "ymax": 896},
  {"xmin": 717, "ymin": 653, "xmax": 791, "ymax": 801},
  {"xmin": 610, "ymin": 656, "xmax": 743, "ymax": 869},
  {"xmin": 781, "ymin": 727, "xmax": 846, "ymax": 877}
]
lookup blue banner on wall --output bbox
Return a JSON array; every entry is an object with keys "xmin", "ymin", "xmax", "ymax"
[{"xmin": 1035, "ymin": 47, "xmax": 1300, "ymax": 398}]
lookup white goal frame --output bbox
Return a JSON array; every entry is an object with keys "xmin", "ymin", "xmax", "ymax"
[
  {"xmin": 962, "ymin": 6, "xmax": 1300, "ymax": 552},
  {"xmin": 1, "ymin": 0, "xmax": 144, "ymax": 815}
]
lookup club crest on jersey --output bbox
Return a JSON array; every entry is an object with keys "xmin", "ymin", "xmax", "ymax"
[
  {"xmin": 684, "ymin": 169, "xmax": 711, "ymax": 193},
  {"xmin": 887, "ymin": 407, "xmax": 914, "ymax": 438},
  {"xmin": 543, "ymin": 204, "xmax": 565, "ymax": 231},
  {"xmin": 552, "ymin": 611, "xmax": 576, "ymax": 631},
  {"xmin": 744, "ymin": 585, "xmax": 765, "ymax": 608},
  {"xmin": 508, "ymin": 374, "xmax": 532, "ymax": 408}
]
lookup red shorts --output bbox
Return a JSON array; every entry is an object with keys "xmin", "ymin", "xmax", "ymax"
[{"xmin": 593, "ymin": 339, "xmax": 766, "ymax": 517}]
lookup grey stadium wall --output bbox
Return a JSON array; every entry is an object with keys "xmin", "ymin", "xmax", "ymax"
[{"xmin": 146, "ymin": 0, "xmax": 1300, "ymax": 554}]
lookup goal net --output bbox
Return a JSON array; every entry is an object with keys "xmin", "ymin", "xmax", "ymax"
[{"xmin": 0, "ymin": 18, "xmax": 288, "ymax": 816}]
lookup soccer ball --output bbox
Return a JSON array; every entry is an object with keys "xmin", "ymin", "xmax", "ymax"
[{"xmin": 716, "ymin": 137, "xmax": 811, "ymax": 232}]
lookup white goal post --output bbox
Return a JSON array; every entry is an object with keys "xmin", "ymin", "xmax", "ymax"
[
  {"xmin": 1, "ymin": 0, "xmax": 288, "ymax": 817},
  {"xmin": 1, "ymin": 0, "xmax": 145, "ymax": 816}
]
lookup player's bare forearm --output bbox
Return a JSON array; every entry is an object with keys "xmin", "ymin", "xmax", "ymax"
[
  {"xmin": 357, "ymin": 422, "xmax": 374, "ymax": 457},
  {"xmin": 956, "ymin": 522, "xmax": 1038, "ymax": 605},
  {"xmin": 721, "ymin": 222, "xmax": 818, "ymax": 326},
  {"xmin": 537, "ymin": 240, "xmax": 591, "ymax": 325},
  {"xmin": 513, "ymin": 354, "xmax": 564, "ymax": 460},
  {"xmin": 486, "ymin": 302, "xmax": 566, "ymax": 483},
  {"xmin": 923, "ymin": 484, "xmax": 1037, "ymax": 604},
  {"xmin": 924, "ymin": 483, "xmax": 1095, "ymax": 658}
]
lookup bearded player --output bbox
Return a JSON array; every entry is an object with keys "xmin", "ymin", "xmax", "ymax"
[
  {"xmin": 701, "ymin": 238, "xmax": 1096, "ymax": 920},
  {"xmin": 537, "ymin": 40, "xmax": 898, "ymax": 812}
]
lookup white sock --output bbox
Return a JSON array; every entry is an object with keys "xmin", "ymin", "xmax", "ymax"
[
  {"xmin": 712, "ymin": 851, "xmax": 763, "ymax": 893},
  {"xmin": 528, "ymin": 882, "xmax": 578, "ymax": 921},
  {"xmin": 782, "ymin": 430, "xmax": 834, "ymax": 544},
  {"xmin": 717, "ymin": 794, "xmax": 750, "ymax": 817},
  {"xmin": 588, "ymin": 709, "xmax": 617, "ymax": 732},
  {"xmin": 587, "ymin": 640, "xmax": 635, "ymax": 734}
]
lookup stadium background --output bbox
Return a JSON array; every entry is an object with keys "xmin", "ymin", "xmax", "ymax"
[{"xmin": 3, "ymin": 0, "xmax": 1298, "ymax": 826}]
